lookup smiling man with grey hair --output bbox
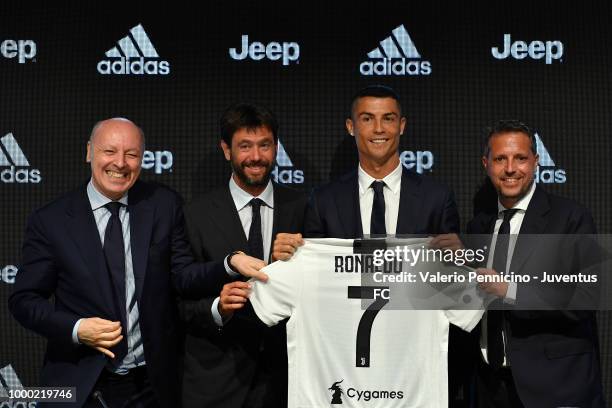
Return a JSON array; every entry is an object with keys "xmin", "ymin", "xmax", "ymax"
[{"xmin": 9, "ymin": 117, "xmax": 269, "ymax": 408}]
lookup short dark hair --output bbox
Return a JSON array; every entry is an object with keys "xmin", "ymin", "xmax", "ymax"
[
  {"xmin": 348, "ymin": 85, "xmax": 403, "ymax": 119},
  {"xmin": 483, "ymin": 119, "xmax": 537, "ymax": 157},
  {"xmin": 220, "ymin": 103, "xmax": 279, "ymax": 145}
]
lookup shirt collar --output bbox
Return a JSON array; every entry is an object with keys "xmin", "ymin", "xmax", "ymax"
[
  {"xmin": 497, "ymin": 180, "xmax": 536, "ymax": 215},
  {"xmin": 228, "ymin": 175, "xmax": 274, "ymax": 212},
  {"xmin": 358, "ymin": 161, "xmax": 403, "ymax": 197},
  {"xmin": 87, "ymin": 179, "xmax": 128, "ymax": 211}
]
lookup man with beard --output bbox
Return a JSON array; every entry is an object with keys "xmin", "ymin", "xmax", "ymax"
[{"xmin": 179, "ymin": 103, "xmax": 307, "ymax": 408}]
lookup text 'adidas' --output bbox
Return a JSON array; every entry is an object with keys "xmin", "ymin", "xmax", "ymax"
[
  {"xmin": 360, "ymin": 25, "xmax": 431, "ymax": 76},
  {"xmin": 97, "ymin": 24, "xmax": 170, "ymax": 75},
  {"xmin": 0, "ymin": 133, "xmax": 41, "ymax": 183}
]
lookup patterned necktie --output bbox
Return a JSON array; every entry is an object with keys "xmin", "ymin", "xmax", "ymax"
[
  {"xmin": 370, "ymin": 181, "xmax": 386, "ymax": 236},
  {"xmin": 248, "ymin": 198, "xmax": 265, "ymax": 261},
  {"xmin": 487, "ymin": 208, "xmax": 519, "ymax": 369},
  {"xmin": 103, "ymin": 201, "xmax": 128, "ymax": 362}
]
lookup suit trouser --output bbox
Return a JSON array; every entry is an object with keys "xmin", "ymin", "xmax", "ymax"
[
  {"xmin": 476, "ymin": 358, "xmax": 524, "ymax": 408},
  {"xmin": 84, "ymin": 366, "xmax": 159, "ymax": 408}
]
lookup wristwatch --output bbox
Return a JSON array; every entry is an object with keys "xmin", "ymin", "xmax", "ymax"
[{"xmin": 227, "ymin": 250, "xmax": 245, "ymax": 273}]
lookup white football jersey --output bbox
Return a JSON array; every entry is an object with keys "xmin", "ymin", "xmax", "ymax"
[{"xmin": 249, "ymin": 238, "xmax": 484, "ymax": 408}]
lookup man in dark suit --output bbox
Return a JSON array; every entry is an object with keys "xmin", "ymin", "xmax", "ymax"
[
  {"xmin": 445, "ymin": 120, "xmax": 605, "ymax": 407},
  {"xmin": 271, "ymin": 85, "xmax": 468, "ymax": 405},
  {"xmin": 8, "ymin": 118, "xmax": 267, "ymax": 408},
  {"xmin": 273, "ymin": 84, "xmax": 458, "ymax": 248},
  {"xmin": 179, "ymin": 103, "xmax": 306, "ymax": 408}
]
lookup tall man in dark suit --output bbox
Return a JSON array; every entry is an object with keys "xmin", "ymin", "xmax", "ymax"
[
  {"xmin": 273, "ymin": 85, "xmax": 459, "ymax": 249},
  {"xmin": 271, "ymin": 85, "xmax": 468, "ymax": 405},
  {"xmin": 180, "ymin": 103, "xmax": 306, "ymax": 408},
  {"xmin": 8, "ymin": 118, "xmax": 267, "ymax": 408},
  {"xmin": 442, "ymin": 120, "xmax": 605, "ymax": 407}
]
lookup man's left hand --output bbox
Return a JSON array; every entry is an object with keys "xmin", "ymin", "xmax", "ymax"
[
  {"xmin": 230, "ymin": 253, "xmax": 268, "ymax": 282},
  {"xmin": 476, "ymin": 268, "xmax": 508, "ymax": 298}
]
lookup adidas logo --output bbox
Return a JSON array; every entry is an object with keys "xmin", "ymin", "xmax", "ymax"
[
  {"xmin": 534, "ymin": 133, "xmax": 566, "ymax": 183},
  {"xmin": 97, "ymin": 24, "xmax": 170, "ymax": 75},
  {"xmin": 360, "ymin": 25, "xmax": 431, "ymax": 76},
  {"xmin": 0, "ymin": 364, "xmax": 35, "ymax": 407},
  {"xmin": 0, "ymin": 133, "xmax": 41, "ymax": 183},
  {"xmin": 272, "ymin": 140, "xmax": 304, "ymax": 184},
  {"xmin": 1, "ymin": 265, "xmax": 18, "ymax": 285}
]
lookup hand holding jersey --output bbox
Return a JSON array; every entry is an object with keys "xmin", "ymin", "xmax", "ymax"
[
  {"xmin": 248, "ymin": 238, "xmax": 483, "ymax": 408},
  {"xmin": 218, "ymin": 281, "xmax": 252, "ymax": 319},
  {"xmin": 429, "ymin": 234, "xmax": 511, "ymax": 298},
  {"xmin": 272, "ymin": 232, "xmax": 304, "ymax": 261}
]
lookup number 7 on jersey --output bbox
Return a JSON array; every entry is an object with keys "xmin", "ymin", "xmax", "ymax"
[{"xmin": 347, "ymin": 286, "xmax": 390, "ymax": 367}]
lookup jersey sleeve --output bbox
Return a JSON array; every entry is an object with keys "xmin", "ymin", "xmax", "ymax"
[{"xmin": 249, "ymin": 258, "xmax": 303, "ymax": 327}]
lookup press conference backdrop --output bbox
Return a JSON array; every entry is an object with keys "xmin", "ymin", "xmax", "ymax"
[{"xmin": 1, "ymin": 0, "xmax": 610, "ymax": 401}]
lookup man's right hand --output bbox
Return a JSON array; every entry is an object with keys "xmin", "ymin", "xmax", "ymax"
[
  {"xmin": 429, "ymin": 233, "xmax": 464, "ymax": 251},
  {"xmin": 218, "ymin": 281, "xmax": 251, "ymax": 319},
  {"xmin": 77, "ymin": 317, "xmax": 123, "ymax": 359},
  {"xmin": 272, "ymin": 233, "xmax": 304, "ymax": 261}
]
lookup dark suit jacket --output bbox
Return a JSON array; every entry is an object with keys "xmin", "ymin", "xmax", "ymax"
[
  {"xmin": 468, "ymin": 185, "xmax": 605, "ymax": 407},
  {"xmin": 180, "ymin": 182, "xmax": 307, "ymax": 408},
  {"xmin": 303, "ymin": 167, "xmax": 473, "ymax": 405},
  {"xmin": 304, "ymin": 167, "xmax": 459, "ymax": 237},
  {"xmin": 8, "ymin": 180, "xmax": 230, "ymax": 408}
]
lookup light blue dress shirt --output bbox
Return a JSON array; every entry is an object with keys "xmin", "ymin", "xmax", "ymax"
[{"xmin": 71, "ymin": 180, "xmax": 145, "ymax": 374}]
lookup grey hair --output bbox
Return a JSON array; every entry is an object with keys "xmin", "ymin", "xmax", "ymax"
[{"xmin": 89, "ymin": 117, "xmax": 146, "ymax": 153}]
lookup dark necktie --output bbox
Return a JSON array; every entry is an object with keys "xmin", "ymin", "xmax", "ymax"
[
  {"xmin": 370, "ymin": 181, "xmax": 386, "ymax": 236},
  {"xmin": 103, "ymin": 201, "xmax": 128, "ymax": 362},
  {"xmin": 487, "ymin": 208, "xmax": 519, "ymax": 369},
  {"xmin": 248, "ymin": 198, "xmax": 264, "ymax": 261}
]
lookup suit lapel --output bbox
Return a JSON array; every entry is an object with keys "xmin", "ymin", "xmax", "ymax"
[
  {"xmin": 333, "ymin": 171, "xmax": 362, "ymax": 238},
  {"xmin": 510, "ymin": 187, "xmax": 550, "ymax": 272},
  {"xmin": 271, "ymin": 185, "xmax": 291, "ymax": 257},
  {"xmin": 128, "ymin": 182, "xmax": 154, "ymax": 302},
  {"xmin": 65, "ymin": 185, "xmax": 117, "ymax": 318},
  {"xmin": 210, "ymin": 186, "xmax": 249, "ymax": 249},
  {"xmin": 396, "ymin": 169, "xmax": 421, "ymax": 235}
]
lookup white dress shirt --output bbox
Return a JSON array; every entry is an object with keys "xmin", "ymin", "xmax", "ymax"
[
  {"xmin": 358, "ymin": 162, "xmax": 403, "ymax": 236},
  {"xmin": 480, "ymin": 181, "xmax": 536, "ymax": 365}
]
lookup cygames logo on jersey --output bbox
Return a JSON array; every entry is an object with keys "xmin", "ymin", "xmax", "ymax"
[
  {"xmin": 0, "ymin": 133, "xmax": 41, "ymax": 183},
  {"xmin": 97, "ymin": 24, "xmax": 170, "ymax": 75},
  {"xmin": 327, "ymin": 378, "xmax": 404, "ymax": 404},
  {"xmin": 1, "ymin": 40, "xmax": 36, "ymax": 63},
  {"xmin": 492, "ymin": 34, "xmax": 563, "ymax": 64},
  {"xmin": 400, "ymin": 150, "xmax": 434, "ymax": 173},
  {"xmin": 1, "ymin": 265, "xmax": 18, "ymax": 285},
  {"xmin": 328, "ymin": 380, "xmax": 344, "ymax": 404},
  {"xmin": 534, "ymin": 133, "xmax": 566, "ymax": 184},
  {"xmin": 142, "ymin": 150, "xmax": 173, "ymax": 174},
  {"xmin": 229, "ymin": 35, "xmax": 299, "ymax": 65},
  {"xmin": 360, "ymin": 24, "xmax": 431, "ymax": 76},
  {"xmin": 272, "ymin": 140, "xmax": 304, "ymax": 184}
]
